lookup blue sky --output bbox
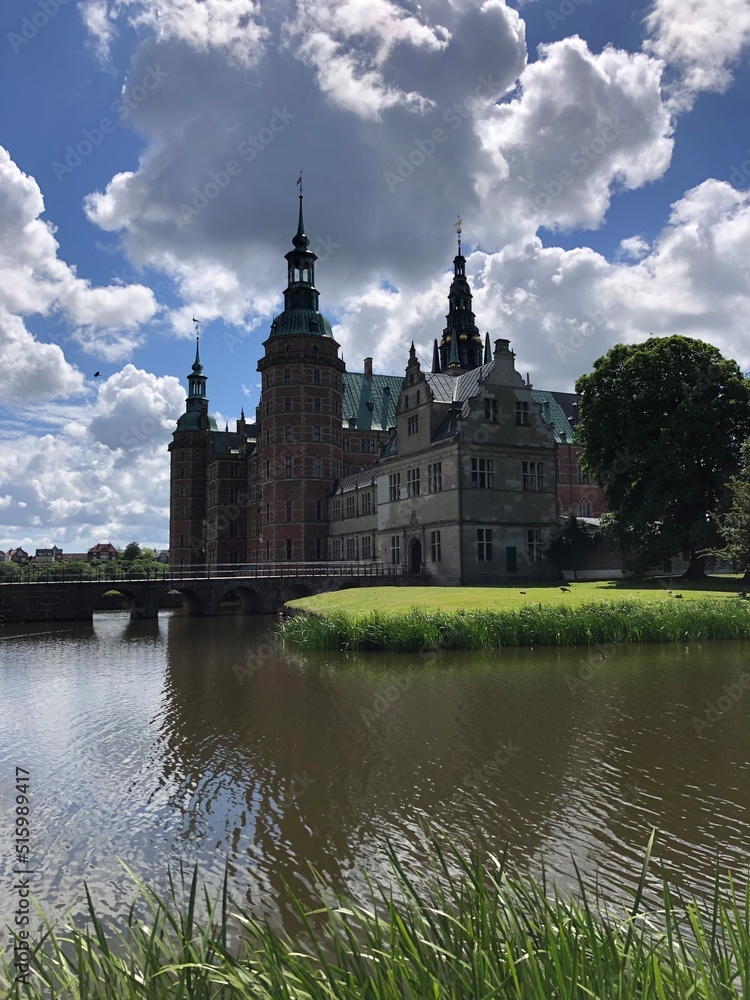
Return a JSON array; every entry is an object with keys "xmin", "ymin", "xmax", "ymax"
[{"xmin": 1, "ymin": 0, "xmax": 749, "ymax": 550}]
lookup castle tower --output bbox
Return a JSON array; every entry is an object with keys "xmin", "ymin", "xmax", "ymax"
[
  {"xmin": 438, "ymin": 219, "xmax": 484, "ymax": 373},
  {"xmin": 255, "ymin": 185, "xmax": 345, "ymax": 561},
  {"xmin": 168, "ymin": 337, "xmax": 216, "ymax": 568}
]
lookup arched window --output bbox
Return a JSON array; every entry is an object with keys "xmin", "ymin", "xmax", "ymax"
[{"xmin": 578, "ymin": 497, "xmax": 592, "ymax": 518}]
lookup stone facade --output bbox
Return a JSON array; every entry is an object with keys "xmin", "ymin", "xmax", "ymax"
[{"xmin": 169, "ymin": 203, "xmax": 609, "ymax": 581}]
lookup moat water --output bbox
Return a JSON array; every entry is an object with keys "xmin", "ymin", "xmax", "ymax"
[{"xmin": 1, "ymin": 610, "xmax": 749, "ymax": 939}]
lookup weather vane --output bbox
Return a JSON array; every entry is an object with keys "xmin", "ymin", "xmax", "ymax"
[
  {"xmin": 192, "ymin": 316, "xmax": 200, "ymax": 342},
  {"xmin": 297, "ymin": 172, "xmax": 303, "ymax": 199},
  {"xmin": 454, "ymin": 216, "xmax": 462, "ymax": 255}
]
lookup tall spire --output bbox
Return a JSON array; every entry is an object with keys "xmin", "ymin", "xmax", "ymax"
[
  {"xmin": 484, "ymin": 332, "xmax": 491, "ymax": 364},
  {"xmin": 439, "ymin": 222, "xmax": 483, "ymax": 373},
  {"xmin": 293, "ymin": 172, "xmax": 309, "ymax": 250},
  {"xmin": 432, "ymin": 338, "xmax": 441, "ymax": 373}
]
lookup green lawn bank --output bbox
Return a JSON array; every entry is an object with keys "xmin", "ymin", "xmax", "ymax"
[{"xmin": 280, "ymin": 579, "xmax": 750, "ymax": 651}]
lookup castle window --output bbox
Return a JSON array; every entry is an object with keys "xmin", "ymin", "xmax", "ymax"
[
  {"xmin": 313, "ymin": 425, "xmax": 321, "ymax": 442},
  {"xmin": 229, "ymin": 488, "xmax": 238, "ymax": 503},
  {"xmin": 515, "ymin": 401, "xmax": 529, "ymax": 426},
  {"xmin": 416, "ymin": 390, "xmax": 420, "ymax": 404},
  {"xmin": 406, "ymin": 468, "xmax": 420, "ymax": 497},
  {"xmin": 527, "ymin": 529, "xmax": 544, "ymax": 562},
  {"xmin": 471, "ymin": 458, "xmax": 494, "ymax": 489},
  {"xmin": 428, "ymin": 462, "xmax": 442, "ymax": 493},
  {"xmin": 407, "ymin": 414, "xmax": 418, "ymax": 436},
  {"xmin": 485, "ymin": 398, "xmax": 498, "ymax": 422},
  {"xmin": 522, "ymin": 461, "xmax": 544, "ymax": 491},
  {"xmin": 332, "ymin": 499, "xmax": 341, "ymax": 519},
  {"xmin": 579, "ymin": 497, "xmax": 592, "ymax": 518},
  {"xmin": 284, "ymin": 369, "xmax": 291, "ymax": 384},
  {"xmin": 313, "ymin": 457, "xmax": 322, "ymax": 478},
  {"xmin": 284, "ymin": 397, "xmax": 292, "ymax": 411},
  {"xmin": 390, "ymin": 536, "xmax": 401, "ymax": 564},
  {"xmin": 313, "ymin": 397, "xmax": 321, "ymax": 412},
  {"xmin": 555, "ymin": 454, "xmax": 561, "ymax": 482},
  {"xmin": 285, "ymin": 456, "xmax": 293, "ymax": 478},
  {"xmin": 315, "ymin": 538, "xmax": 325, "ymax": 559},
  {"xmin": 266, "ymin": 503, "xmax": 270, "ymax": 523},
  {"xmin": 316, "ymin": 500, "xmax": 323, "ymax": 521},
  {"xmin": 388, "ymin": 473, "xmax": 401, "ymax": 501},
  {"xmin": 346, "ymin": 495, "xmax": 355, "ymax": 518},
  {"xmin": 313, "ymin": 369, "xmax": 320, "ymax": 384},
  {"xmin": 346, "ymin": 537, "xmax": 356, "ymax": 560},
  {"xmin": 361, "ymin": 535, "xmax": 372, "ymax": 559},
  {"xmin": 361, "ymin": 492, "xmax": 371, "ymax": 514},
  {"xmin": 331, "ymin": 538, "xmax": 342, "ymax": 560},
  {"xmin": 285, "ymin": 426, "xmax": 292, "ymax": 442},
  {"xmin": 230, "ymin": 465, "xmax": 239, "ymax": 478},
  {"xmin": 362, "ymin": 437, "xmax": 374, "ymax": 453},
  {"xmin": 286, "ymin": 500, "xmax": 293, "ymax": 521},
  {"xmin": 229, "ymin": 522, "xmax": 239, "ymax": 538},
  {"xmin": 286, "ymin": 539, "xmax": 293, "ymax": 560},
  {"xmin": 265, "ymin": 400, "xmax": 270, "ymax": 415},
  {"xmin": 312, "ymin": 345, "xmax": 318, "ymax": 357},
  {"xmin": 477, "ymin": 528, "xmax": 493, "ymax": 562},
  {"xmin": 343, "ymin": 437, "xmax": 350, "ymax": 451},
  {"xmin": 431, "ymin": 530, "xmax": 442, "ymax": 563}
]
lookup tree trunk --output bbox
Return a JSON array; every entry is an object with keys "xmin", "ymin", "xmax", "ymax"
[{"xmin": 682, "ymin": 550, "xmax": 706, "ymax": 579}]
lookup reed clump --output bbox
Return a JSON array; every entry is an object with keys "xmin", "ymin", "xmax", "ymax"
[
  {"xmin": 278, "ymin": 598, "xmax": 750, "ymax": 651},
  {"xmin": 4, "ymin": 838, "xmax": 750, "ymax": 998}
]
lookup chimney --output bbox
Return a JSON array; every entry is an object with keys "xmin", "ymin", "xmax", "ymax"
[{"xmin": 364, "ymin": 357, "xmax": 373, "ymax": 380}]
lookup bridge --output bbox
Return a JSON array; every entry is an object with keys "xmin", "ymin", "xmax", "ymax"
[{"xmin": 0, "ymin": 562, "xmax": 407, "ymax": 624}]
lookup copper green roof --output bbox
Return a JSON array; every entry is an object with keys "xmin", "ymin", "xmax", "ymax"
[
  {"xmin": 531, "ymin": 390, "xmax": 573, "ymax": 442},
  {"xmin": 176, "ymin": 410, "xmax": 218, "ymax": 432},
  {"xmin": 269, "ymin": 309, "xmax": 334, "ymax": 338},
  {"xmin": 342, "ymin": 372, "xmax": 403, "ymax": 431}
]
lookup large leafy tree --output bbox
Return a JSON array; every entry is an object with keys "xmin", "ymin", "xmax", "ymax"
[
  {"xmin": 704, "ymin": 438, "xmax": 750, "ymax": 583},
  {"xmin": 574, "ymin": 336, "xmax": 750, "ymax": 577}
]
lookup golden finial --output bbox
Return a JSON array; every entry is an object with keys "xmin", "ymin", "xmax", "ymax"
[{"xmin": 454, "ymin": 216, "xmax": 462, "ymax": 255}]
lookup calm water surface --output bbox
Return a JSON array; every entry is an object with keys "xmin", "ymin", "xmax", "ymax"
[{"xmin": 1, "ymin": 610, "xmax": 749, "ymax": 936}]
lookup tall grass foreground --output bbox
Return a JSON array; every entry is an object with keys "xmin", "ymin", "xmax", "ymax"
[
  {"xmin": 3, "ymin": 836, "xmax": 750, "ymax": 998},
  {"xmin": 278, "ymin": 598, "xmax": 750, "ymax": 651}
]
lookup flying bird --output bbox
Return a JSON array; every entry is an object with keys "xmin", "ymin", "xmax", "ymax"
[{"xmin": 93, "ymin": 371, "xmax": 100, "ymax": 377}]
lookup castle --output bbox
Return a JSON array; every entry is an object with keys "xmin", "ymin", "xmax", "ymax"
[{"xmin": 169, "ymin": 198, "xmax": 605, "ymax": 583}]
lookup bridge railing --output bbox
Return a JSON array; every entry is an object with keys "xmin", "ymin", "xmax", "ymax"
[{"xmin": 0, "ymin": 561, "xmax": 406, "ymax": 585}]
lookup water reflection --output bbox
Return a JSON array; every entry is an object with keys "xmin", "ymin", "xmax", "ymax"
[{"xmin": 0, "ymin": 611, "xmax": 748, "ymax": 938}]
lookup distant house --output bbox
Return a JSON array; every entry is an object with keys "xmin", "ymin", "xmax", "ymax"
[
  {"xmin": 35, "ymin": 546, "xmax": 63, "ymax": 565},
  {"xmin": 155, "ymin": 550, "xmax": 169, "ymax": 564},
  {"xmin": 0, "ymin": 551, "xmax": 7, "ymax": 563},
  {"xmin": 65, "ymin": 553, "xmax": 89, "ymax": 562},
  {"xmin": 87, "ymin": 542, "xmax": 118, "ymax": 562},
  {"xmin": 7, "ymin": 547, "xmax": 29, "ymax": 565}
]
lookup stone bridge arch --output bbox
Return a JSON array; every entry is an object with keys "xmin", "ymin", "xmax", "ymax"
[{"xmin": 219, "ymin": 584, "xmax": 266, "ymax": 614}]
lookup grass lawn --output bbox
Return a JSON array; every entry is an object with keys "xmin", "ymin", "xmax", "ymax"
[{"xmin": 286, "ymin": 575, "xmax": 745, "ymax": 617}]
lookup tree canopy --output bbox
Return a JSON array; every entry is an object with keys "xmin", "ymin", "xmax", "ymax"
[
  {"xmin": 574, "ymin": 335, "xmax": 750, "ymax": 577},
  {"xmin": 704, "ymin": 437, "xmax": 750, "ymax": 582}
]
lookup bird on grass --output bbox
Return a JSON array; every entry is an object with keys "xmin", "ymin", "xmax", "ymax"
[
  {"xmin": 560, "ymin": 587, "xmax": 571, "ymax": 593},
  {"xmin": 519, "ymin": 590, "xmax": 526, "ymax": 595},
  {"xmin": 674, "ymin": 593, "xmax": 683, "ymax": 599}
]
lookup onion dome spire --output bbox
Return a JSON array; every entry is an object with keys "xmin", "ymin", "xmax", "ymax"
[{"xmin": 439, "ymin": 219, "xmax": 483, "ymax": 373}]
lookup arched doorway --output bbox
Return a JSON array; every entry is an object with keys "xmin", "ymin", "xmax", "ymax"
[{"xmin": 409, "ymin": 539, "xmax": 422, "ymax": 575}]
